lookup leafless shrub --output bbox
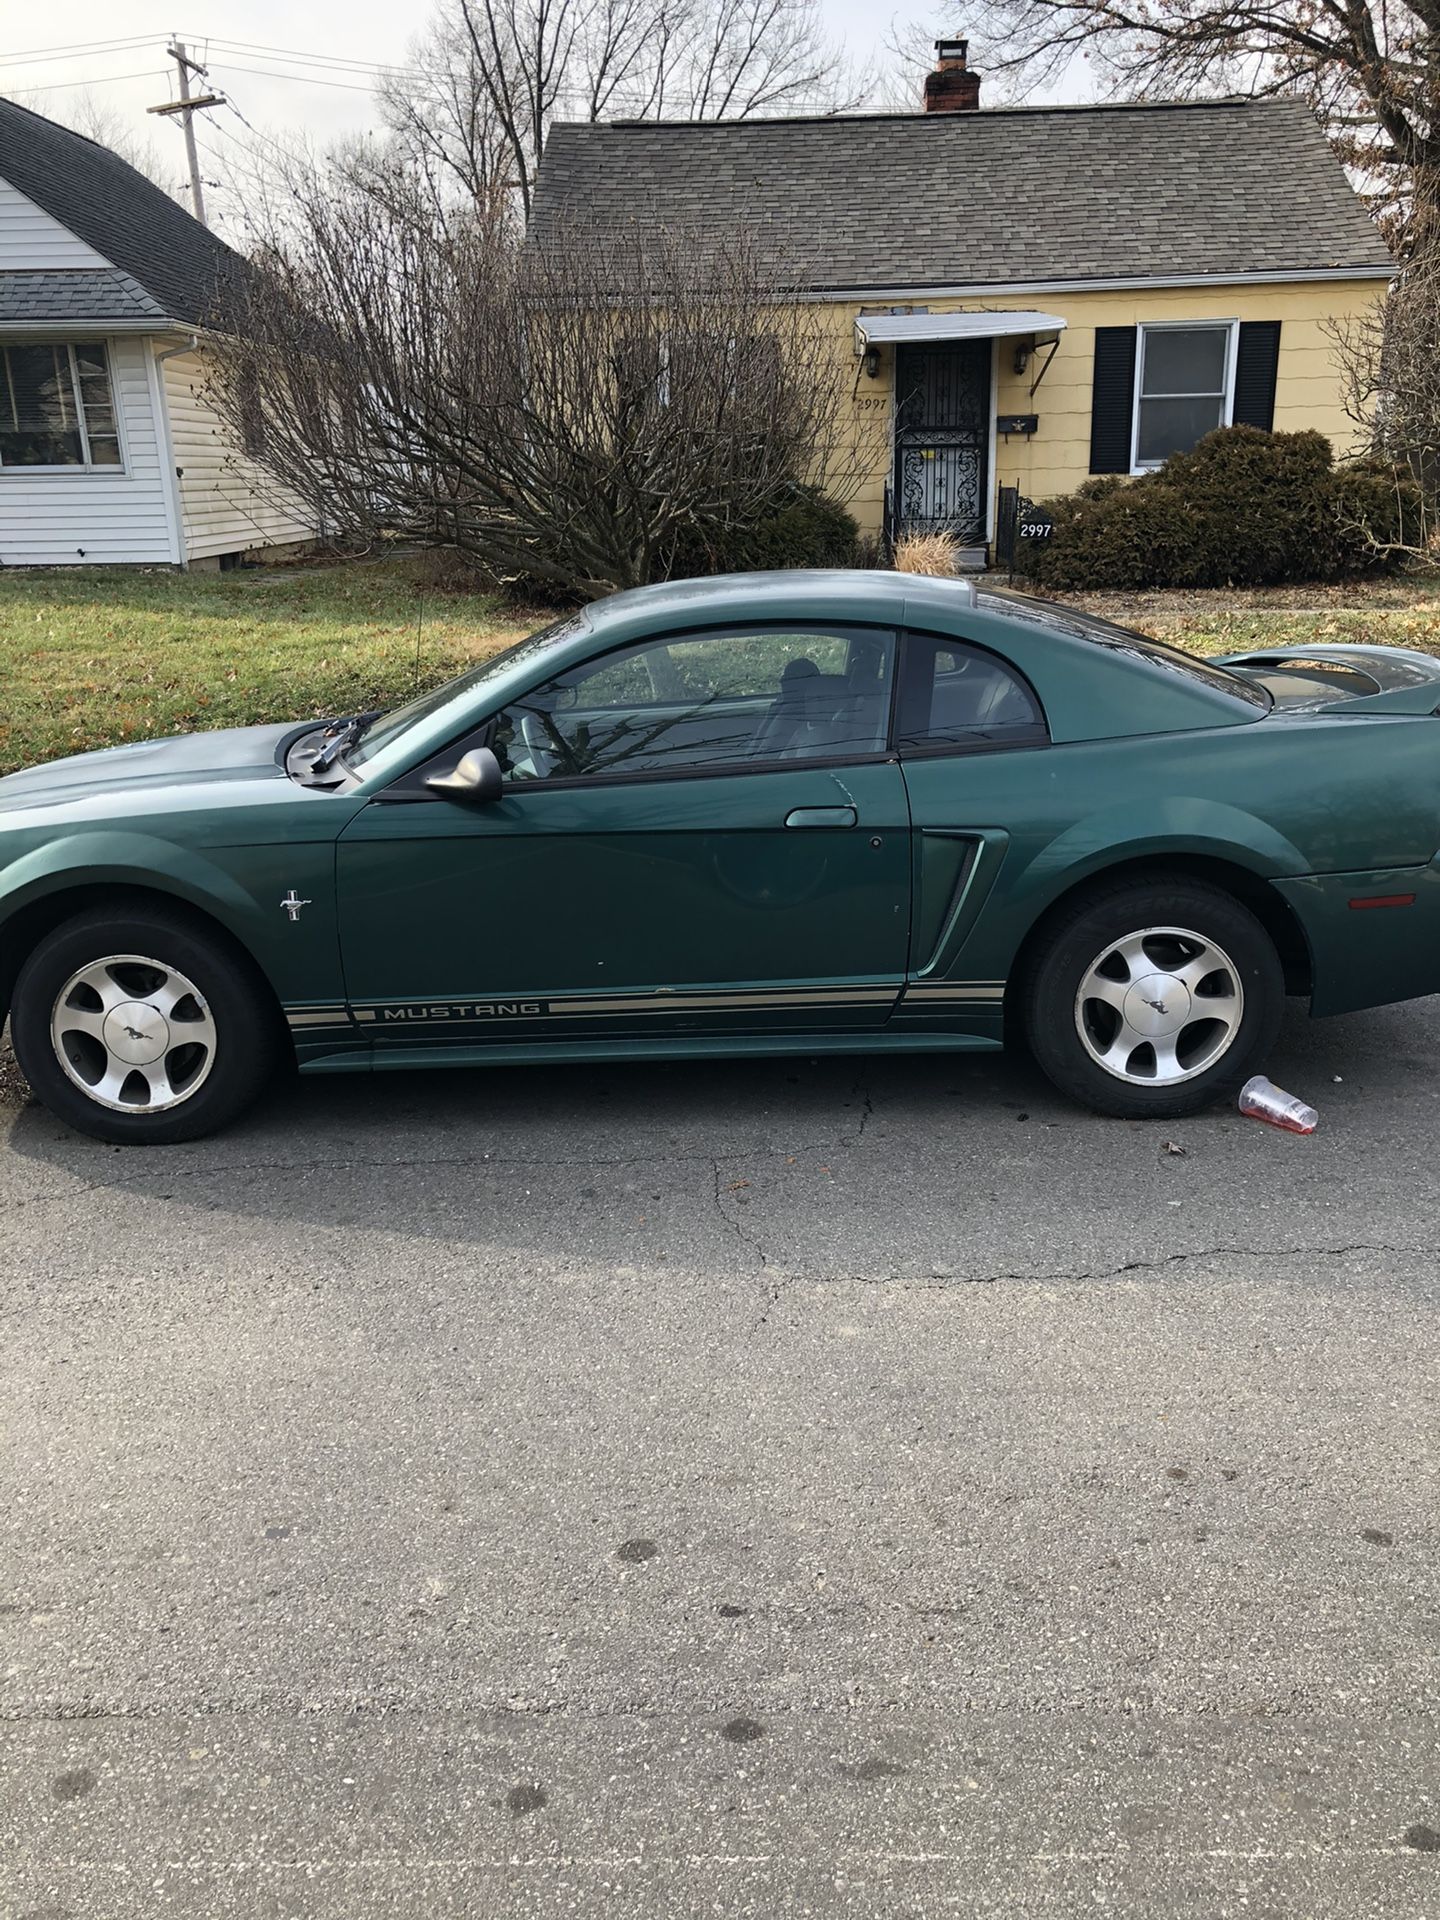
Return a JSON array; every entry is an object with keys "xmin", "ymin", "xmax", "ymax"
[
  {"xmin": 206, "ymin": 156, "xmax": 876, "ymax": 596},
  {"xmin": 892, "ymin": 530, "xmax": 960, "ymax": 576},
  {"xmin": 1330, "ymin": 199, "xmax": 1440, "ymax": 559}
]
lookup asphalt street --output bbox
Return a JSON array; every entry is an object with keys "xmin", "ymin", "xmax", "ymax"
[{"xmin": 3, "ymin": 998, "xmax": 1439, "ymax": 1918}]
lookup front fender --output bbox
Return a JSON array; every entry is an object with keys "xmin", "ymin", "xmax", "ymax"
[
  {"xmin": 0, "ymin": 829, "xmax": 266, "ymax": 939},
  {"xmin": 0, "ymin": 829, "xmax": 342, "ymax": 1012}
]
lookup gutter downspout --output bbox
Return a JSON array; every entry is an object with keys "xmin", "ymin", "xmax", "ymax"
[{"xmin": 151, "ymin": 333, "xmax": 198, "ymax": 569}]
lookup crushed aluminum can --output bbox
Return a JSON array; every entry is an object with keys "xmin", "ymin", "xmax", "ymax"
[{"xmin": 1238, "ymin": 1074, "xmax": 1318, "ymax": 1134}]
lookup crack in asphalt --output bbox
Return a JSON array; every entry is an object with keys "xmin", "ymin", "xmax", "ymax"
[
  {"xmin": 826, "ymin": 1239, "xmax": 1435, "ymax": 1291},
  {"xmin": 0, "ymin": 1135, "xmax": 861, "ymax": 1210},
  {"xmin": 709, "ymin": 1157, "xmax": 766, "ymax": 1268},
  {"xmin": 711, "ymin": 1241, "xmax": 1437, "ymax": 1325}
]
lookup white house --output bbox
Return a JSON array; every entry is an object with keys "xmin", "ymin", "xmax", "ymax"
[{"xmin": 0, "ymin": 97, "xmax": 315, "ymax": 568}]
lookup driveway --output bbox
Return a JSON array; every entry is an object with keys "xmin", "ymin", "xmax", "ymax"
[{"xmin": 3, "ymin": 1000, "xmax": 1438, "ymax": 1917}]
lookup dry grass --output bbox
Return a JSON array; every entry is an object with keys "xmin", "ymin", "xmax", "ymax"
[{"xmin": 892, "ymin": 530, "xmax": 961, "ymax": 577}]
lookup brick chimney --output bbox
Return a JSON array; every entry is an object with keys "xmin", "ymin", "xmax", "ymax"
[{"xmin": 924, "ymin": 38, "xmax": 982, "ymax": 112}]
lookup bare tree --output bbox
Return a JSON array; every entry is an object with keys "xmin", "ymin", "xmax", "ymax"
[
  {"xmin": 382, "ymin": 0, "xmax": 866, "ymax": 218},
  {"xmin": 205, "ymin": 155, "xmax": 874, "ymax": 593},
  {"xmin": 1330, "ymin": 185, "xmax": 1440, "ymax": 555},
  {"xmin": 915, "ymin": 0, "xmax": 1431, "ymax": 245}
]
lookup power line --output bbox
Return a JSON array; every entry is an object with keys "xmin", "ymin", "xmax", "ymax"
[
  {"xmin": 219, "ymin": 92, "xmax": 293, "ymax": 160},
  {"xmin": 207, "ymin": 58, "xmax": 423, "ymax": 97},
  {"xmin": 203, "ymin": 37, "xmax": 418, "ymax": 77},
  {"xmin": 0, "ymin": 34, "xmax": 159, "ymax": 65},
  {"xmin": 5, "ymin": 70, "xmax": 168, "ymax": 96}
]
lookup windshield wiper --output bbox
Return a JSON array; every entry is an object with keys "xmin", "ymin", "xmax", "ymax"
[{"xmin": 312, "ymin": 709, "xmax": 381, "ymax": 775}]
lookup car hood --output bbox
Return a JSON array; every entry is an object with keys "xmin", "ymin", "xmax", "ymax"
[
  {"xmin": 1217, "ymin": 644, "xmax": 1440, "ymax": 714},
  {"xmin": 0, "ymin": 722, "xmax": 298, "ymax": 812}
]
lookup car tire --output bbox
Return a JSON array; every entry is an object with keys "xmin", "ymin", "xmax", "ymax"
[
  {"xmin": 10, "ymin": 904, "xmax": 280, "ymax": 1145},
  {"xmin": 1023, "ymin": 878, "xmax": 1284, "ymax": 1120}
]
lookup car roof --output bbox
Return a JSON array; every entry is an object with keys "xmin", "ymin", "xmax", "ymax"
[{"xmin": 583, "ymin": 568, "xmax": 1098, "ymax": 637}]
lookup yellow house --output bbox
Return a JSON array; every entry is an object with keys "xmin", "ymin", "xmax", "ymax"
[{"xmin": 534, "ymin": 52, "xmax": 1393, "ymax": 565}]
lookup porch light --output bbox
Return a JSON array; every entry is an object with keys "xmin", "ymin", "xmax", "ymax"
[{"xmin": 863, "ymin": 344, "xmax": 881, "ymax": 380}]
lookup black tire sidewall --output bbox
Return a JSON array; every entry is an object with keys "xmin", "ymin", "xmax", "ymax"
[
  {"xmin": 11, "ymin": 907, "xmax": 276, "ymax": 1144},
  {"xmin": 1024, "ymin": 881, "xmax": 1284, "ymax": 1119}
]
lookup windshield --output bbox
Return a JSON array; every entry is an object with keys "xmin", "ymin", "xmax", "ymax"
[
  {"xmin": 992, "ymin": 594, "xmax": 1272, "ymax": 712},
  {"xmin": 347, "ymin": 613, "xmax": 589, "ymax": 768}
]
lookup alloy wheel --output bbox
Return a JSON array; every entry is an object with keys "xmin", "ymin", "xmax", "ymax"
[
  {"xmin": 49, "ymin": 953, "xmax": 218, "ymax": 1113},
  {"xmin": 1074, "ymin": 924, "xmax": 1244, "ymax": 1086}
]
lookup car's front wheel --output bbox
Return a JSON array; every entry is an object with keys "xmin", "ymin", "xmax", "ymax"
[
  {"xmin": 10, "ymin": 904, "xmax": 278, "ymax": 1144},
  {"xmin": 1023, "ymin": 878, "xmax": 1284, "ymax": 1120}
]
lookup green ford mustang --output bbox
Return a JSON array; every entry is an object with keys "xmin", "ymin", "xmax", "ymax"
[{"xmin": 3, "ymin": 570, "xmax": 1440, "ymax": 1144}]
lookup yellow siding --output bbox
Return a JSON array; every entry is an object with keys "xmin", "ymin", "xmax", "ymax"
[
  {"xmin": 160, "ymin": 345, "xmax": 315, "ymax": 562},
  {"xmin": 825, "ymin": 280, "xmax": 1388, "ymax": 540}
]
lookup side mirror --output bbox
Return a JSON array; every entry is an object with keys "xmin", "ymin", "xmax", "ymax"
[{"xmin": 425, "ymin": 745, "xmax": 504, "ymax": 802}]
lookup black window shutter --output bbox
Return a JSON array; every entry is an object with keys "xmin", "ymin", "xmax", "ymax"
[
  {"xmin": 1089, "ymin": 326, "xmax": 1137, "ymax": 474},
  {"xmin": 1232, "ymin": 321, "xmax": 1281, "ymax": 431}
]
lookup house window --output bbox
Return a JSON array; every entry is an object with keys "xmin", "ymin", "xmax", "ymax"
[
  {"xmin": 0, "ymin": 342, "xmax": 121, "ymax": 468},
  {"xmin": 1132, "ymin": 322, "xmax": 1235, "ymax": 470}
]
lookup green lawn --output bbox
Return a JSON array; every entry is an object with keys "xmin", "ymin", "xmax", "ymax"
[
  {"xmin": 3, "ymin": 558, "xmax": 1440, "ymax": 776},
  {"xmin": 0, "ymin": 557, "xmax": 533, "ymax": 777}
]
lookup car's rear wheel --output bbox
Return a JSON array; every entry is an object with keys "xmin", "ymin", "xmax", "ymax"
[
  {"xmin": 1023, "ymin": 879, "xmax": 1284, "ymax": 1119},
  {"xmin": 10, "ymin": 905, "xmax": 278, "ymax": 1144}
]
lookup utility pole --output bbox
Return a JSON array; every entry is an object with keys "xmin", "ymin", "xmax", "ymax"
[{"xmin": 147, "ymin": 41, "xmax": 224, "ymax": 226}]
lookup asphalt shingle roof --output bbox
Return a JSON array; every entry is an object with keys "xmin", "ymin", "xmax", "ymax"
[
  {"xmin": 532, "ymin": 98, "xmax": 1393, "ymax": 292},
  {"xmin": 0, "ymin": 95, "xmax": 246, "ymax": 325},
  {"xmin": 0, "ymin": 267, "xmax": 161, "ymax": 323}
]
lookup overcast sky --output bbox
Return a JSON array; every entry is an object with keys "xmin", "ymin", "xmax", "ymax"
[{"xmin": 4, "ymin": 3, "xmax": 1086, "ymax": 217}]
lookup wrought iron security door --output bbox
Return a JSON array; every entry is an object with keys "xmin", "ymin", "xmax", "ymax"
[{"xmin": 893, "ymin": 339, "xmax": 991, "ymax": 544}]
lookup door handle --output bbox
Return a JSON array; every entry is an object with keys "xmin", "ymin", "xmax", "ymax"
[{"xmin": 784, "ymin": 805, "xmax": 858, "ymax": 829}]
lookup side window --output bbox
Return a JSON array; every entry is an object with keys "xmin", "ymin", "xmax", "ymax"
[
  {"xmin": 493, "ymin": 627, "xmax": 896, "ymax": 783},
  {"xmin": 895, "ymin": 635, "xmax": 1047, "ymax": 753}
]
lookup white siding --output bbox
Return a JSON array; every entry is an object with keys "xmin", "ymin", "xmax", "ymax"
[
  {"xmin": 0, "ymin": 334, "xmax": 178, "ymax": 566},
  {"xmin": 161, "ymin": 346, "xmax": 315, "ymax": 560},
  {"xmin": 0, "ymin": 177, "xmax": 114, "ymax": 270}
]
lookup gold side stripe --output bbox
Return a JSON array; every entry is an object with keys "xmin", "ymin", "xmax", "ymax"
[
  {"xmin": 907, "ymin": 981, "xmax": 1005, "ymax": 992},
  {"xmin": 535, "ymin": 992, "xmax": 894, "ymax": 1014},
  {"xmin": 349, "ymin": 990, "xmax": 894, "ymax": 1017},
  {"xmin": 292, "ymin": 985, "xmax": 1000, "ymax": 1030},
  {"xmin": 905, "ymin": 985, "xmax": 1005, "ymax": 999},
  {"xmin": 351, "ymin": 994, "xmax": 895, "ymax": 1024},
  {"xmin": 901, "ymin": 993, "xmax": 1004, "ymax": 1004}
]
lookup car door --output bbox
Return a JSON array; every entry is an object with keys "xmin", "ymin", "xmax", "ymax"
[
  {"xmin": 335, "ymin": 622, "xmax": 912, "ymax": 1048},
  {"xmin": 889, "ymin": 628, "xmax": 1052, "ymax": 1027}
]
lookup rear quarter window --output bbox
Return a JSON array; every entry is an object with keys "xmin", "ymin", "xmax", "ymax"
[{"xmin": 896, "ymin": 636, "xmax": 1048, "ymax": 752}]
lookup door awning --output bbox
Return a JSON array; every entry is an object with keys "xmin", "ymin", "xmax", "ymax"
[{"xmin": 854, "ymin": 309, "xmax": 1067, "ymax": 347}]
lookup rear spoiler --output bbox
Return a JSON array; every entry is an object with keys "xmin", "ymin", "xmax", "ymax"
[
  {"xmin": 1218, "ymin": 644, "xmax": 1440, "ymax": 717},
  {"xmin": 1322, "ymin": 685, "xmax": 1440, "ymax": 716}
]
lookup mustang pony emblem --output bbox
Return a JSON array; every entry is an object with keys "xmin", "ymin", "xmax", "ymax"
[{"xmin": 280, "ymin": 890, "xmax": 313, "ymax": 922}]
